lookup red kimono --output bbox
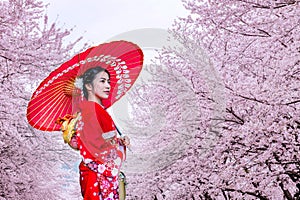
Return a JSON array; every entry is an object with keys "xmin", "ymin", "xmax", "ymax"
[{"xmin": 75, "ymin": 100, "xmax": 125, "ymax": 200}]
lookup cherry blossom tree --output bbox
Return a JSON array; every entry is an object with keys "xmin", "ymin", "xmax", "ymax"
[
  {"xmin": 124, "ymin": 0, "xmax": 300, "ymax": 199},
  {"xmin": 0, "ymin": 0, "xmax": 83, "ymax": 199}
]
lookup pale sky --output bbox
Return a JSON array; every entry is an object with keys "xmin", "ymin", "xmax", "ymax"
[{"xmin": 43, "ymin": 0, "xmax": 188, "ymax": 51}]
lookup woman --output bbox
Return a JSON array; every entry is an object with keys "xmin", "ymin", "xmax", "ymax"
[
  {"xmin": 75, "ymin": 66, "xmax": 130, "ymax": 200},
  {"xmin": 26, "ymin": 41, "xmax": 143, "ymax": 200}
]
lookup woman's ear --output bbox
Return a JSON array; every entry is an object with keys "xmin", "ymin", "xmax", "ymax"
[{"xmin": 85, "ymin": 83, "xmax": 93, "ymax": 91}]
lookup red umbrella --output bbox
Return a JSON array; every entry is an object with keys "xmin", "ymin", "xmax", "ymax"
[{"xmin": 27, "ymin": 41, "xmax": 144, "ymax": 131}]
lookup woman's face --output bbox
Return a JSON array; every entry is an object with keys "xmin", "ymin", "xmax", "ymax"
[{"xmin": 87, "ymin": 71, "xmax": 111, "ymax": 102}]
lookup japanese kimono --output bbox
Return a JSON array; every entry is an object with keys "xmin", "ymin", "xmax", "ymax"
[{"xmin": 70, "ymin": 100, "xmax": 126, "ymax": 200}]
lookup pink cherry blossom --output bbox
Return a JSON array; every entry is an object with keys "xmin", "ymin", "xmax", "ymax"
[
  {"xmin": 0, "ymin": 0, "xmax": 83, "ymax": 199},
  {"xmin": 124, "ymin": 0, "xmax": 300, "ymax": 199}
]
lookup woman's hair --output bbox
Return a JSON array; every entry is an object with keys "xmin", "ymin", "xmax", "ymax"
[{"xmin": 80, "ymin": 66, "xmax": 110, "ymax": 99}]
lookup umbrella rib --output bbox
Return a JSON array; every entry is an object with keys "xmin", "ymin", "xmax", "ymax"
[
  {"xmin": 43, "ymin": 95, "xmax": 71, "ymax": 130},
  {"xmin": 31, "ymin": 91, "xmax": 65, "ymax": 127},
  {"xmin": 50, "ymin": 98, "xmax": 73, "ymax": 130},
  {"xmin": 33, "ymin": 92, "xmax": 68, "ymax": 129},
  {"xmin": 28, "ymin": 83, "xmax": 69, "ymax": 116},
  {"xmin": 29, "ymin": 86, "xmax": 63, "ymax": 124}
]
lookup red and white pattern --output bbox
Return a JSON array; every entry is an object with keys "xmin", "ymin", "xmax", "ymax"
[{"xmin": 75, "ymin": 100, "xmax": 126, "ymax": 200}]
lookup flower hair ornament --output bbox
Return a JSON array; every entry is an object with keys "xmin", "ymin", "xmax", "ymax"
[
  {"xmin": 74, "ymin": 77, "xmax": 84, "ymax": 91},
  {"xmin": 74, "ymin": 77, "xmax": 84, "ymax": 100}
]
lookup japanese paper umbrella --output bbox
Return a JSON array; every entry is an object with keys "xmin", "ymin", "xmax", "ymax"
[{"xmin": 27, "ymin": 40, "xmax": 144, "ymax": 132}]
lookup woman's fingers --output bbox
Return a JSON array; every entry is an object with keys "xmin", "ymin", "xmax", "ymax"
[{"xmin": 121, "ymin": 136, "xmax": 130, "ymax": 146}]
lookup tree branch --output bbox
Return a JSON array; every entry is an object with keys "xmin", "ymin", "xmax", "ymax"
[
  {"xmin": 224, "ymin": 188, "xmax": 268, "ymax": 200},
  {"xmin": 285, "ymin": 100, "xmax": 300, "ymax": 105},
  {"xmin": 226, "ymin": 107, "xmax": 244, "ymax": 125},
  {"xmin": 237, "ymin": 94, "xmax": 270, "ymax": 105},
  {"xmin": 279, "ymin": 182, "xmax": 293, "ymax": 200}
]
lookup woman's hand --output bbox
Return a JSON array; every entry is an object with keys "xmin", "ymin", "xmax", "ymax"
[
  {"xmin": 68, "ymin": 136, "xmax": 79, "ymax": 150},
  {"xmin": 120, "ymin": 136, "xmax": 130, "ymax": 146}
]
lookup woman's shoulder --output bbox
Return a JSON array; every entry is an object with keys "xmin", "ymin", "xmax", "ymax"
[
  {"xmin": 79, "ymin": 100, "xmax": 106, "ymax": 114},
  {"xmin": 80, "ymin": 100, "xmax": 101, "ymax": 108},
  {"xmin": 79, "ymin": 100, "xmax": 113, "ymax": 124}
]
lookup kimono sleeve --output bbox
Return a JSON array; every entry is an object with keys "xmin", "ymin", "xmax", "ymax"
[{"xmin": 79, "ymin": 102, "xmax": 116, "ymax": 161}]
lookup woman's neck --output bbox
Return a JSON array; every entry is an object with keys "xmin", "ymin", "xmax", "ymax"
[{"xmin": 87, "ymin": 97, "xmax": 104, "ymax": 108}]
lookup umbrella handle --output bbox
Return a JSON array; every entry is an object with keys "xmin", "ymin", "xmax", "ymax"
[{"xmin": 115, "ymin": 126, "xmax": 133, "ymax": 152}]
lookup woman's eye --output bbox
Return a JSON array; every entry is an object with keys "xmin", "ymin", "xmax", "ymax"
[{"xmin": 99, "ymin": 79, "xmax": 110, "ymax": 84}]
